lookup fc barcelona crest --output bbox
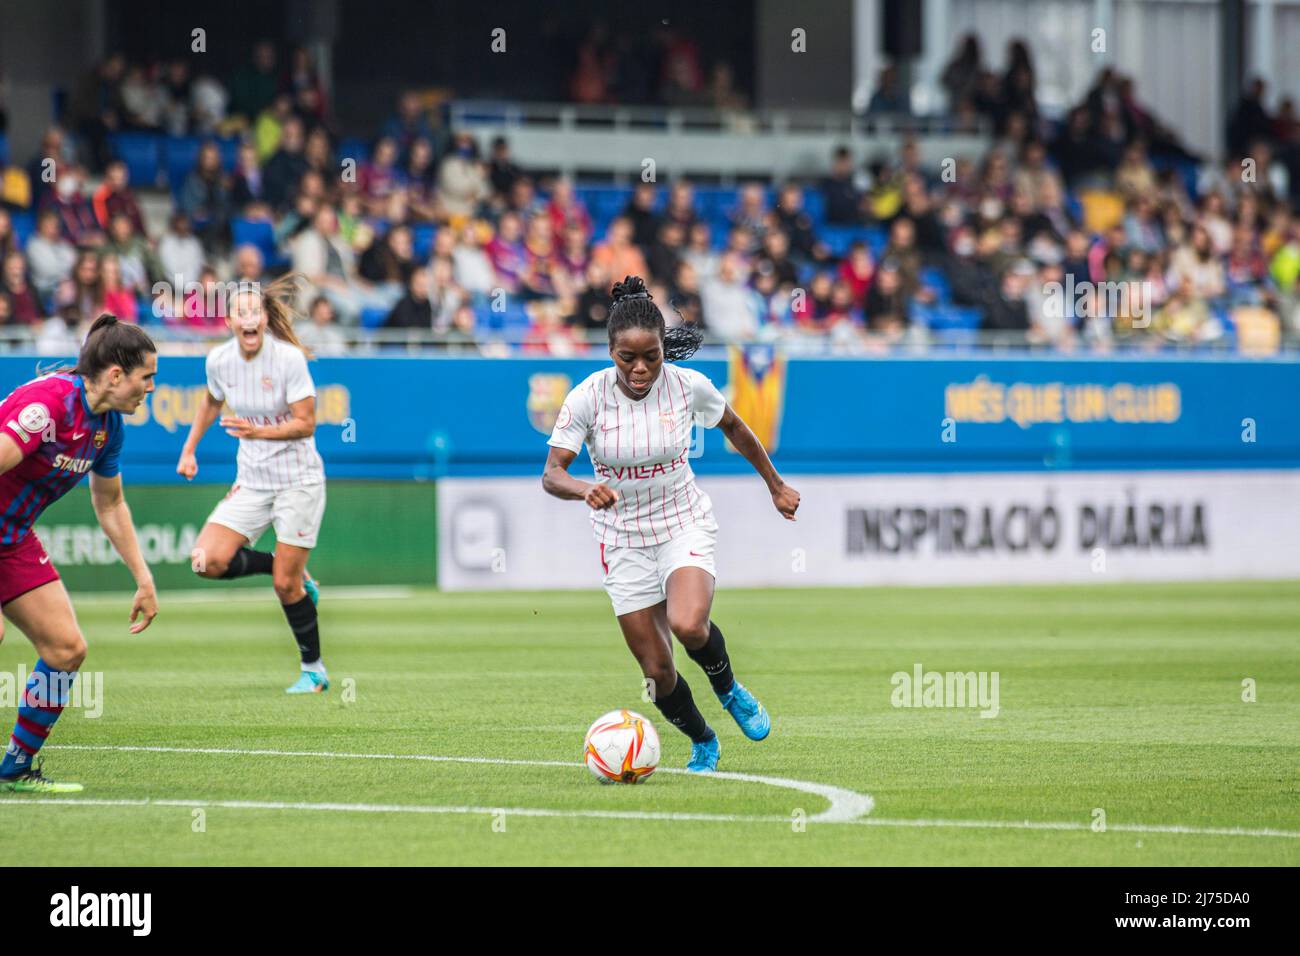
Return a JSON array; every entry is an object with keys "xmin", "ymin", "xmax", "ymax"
[
  {"xmin": 527, "ymin": 373, "xmax": 572, "ymax": 434},
  {"xmin": 93, "ymin": 429, "xmax": 107, "ymax": 449}
]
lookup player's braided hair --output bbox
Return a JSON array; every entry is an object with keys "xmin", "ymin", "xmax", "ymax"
[{"xmin": 608, "ymin": 275, "xmax": 704, "ymax": 362}]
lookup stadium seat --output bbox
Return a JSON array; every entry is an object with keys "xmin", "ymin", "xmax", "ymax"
[
  {"xmin": 360, "ymin": 306, "xmax": 391, "ymax": 329},
  {"xmin": 921, "ymin": 266, "xmax": 952, "ymax": 303},
  {"xmin": 163, "ymin": 136, "xmax": 203, "ymax": 195},
  {"xmin": 413, "ymin": 224, "xmax": 438, "ymax": 259},
  {"xmin": 216, "ymin": 137, "xmax": 241, "ymax": 171},
  {"xmin": 864, "ymin": 226, "xmax": 888, "ymax": 259},
  {"xmin": 801, "ymin": 188, "xmax": 825, "ymax": 225},
  {"xmin": 694, "ymin": 186, "xmax": 735, "ymax": 219},
  {"xmin": 1079, "ymin": 189, "xmax": 1125, "ymax": 233},
  {"xmin": 337, "ymin": 136, "xmax": 370, "ymax": 165},
  {"xmin": 10, "ymin": 210, "xmax": 35, "ymax": 247},
  {"xmin": 231, "ymin": 218, "xmax": 289, "ymax": 269},
  {"xmin": 926, "ymin": 305, "xmax": 982, "ymax": 330},
  {"xmin": 819, "ymin": 225, "xmax": 869, "ymax": 257},
  {"xmin": 109, "ymin": 132, "xmax": 162, "ymax": 188}
]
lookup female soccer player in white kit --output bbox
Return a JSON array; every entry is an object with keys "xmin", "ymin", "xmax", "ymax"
[
  {"xmin": 543, "ymin": 275, "xmax": 800, "ymax": 772},
  {"xmin": 177, "ymin": 277, "xmax": 330, "ymax": 694}
]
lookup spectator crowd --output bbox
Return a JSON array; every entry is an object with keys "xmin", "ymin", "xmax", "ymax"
[{"xmin": 1, "ymin": 35, "xmax": 1298, "ymax": 356}]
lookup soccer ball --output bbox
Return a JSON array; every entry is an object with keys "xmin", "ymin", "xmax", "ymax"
[{"xmin": 583, "ymin": 709, "xmax": 660, "ymax": 784}]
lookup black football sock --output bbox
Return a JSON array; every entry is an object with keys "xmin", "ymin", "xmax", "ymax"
[
  {"xmin": 219, "ymin": 547, "xmax": 274, "ymax": 579},
  {"xmin": 652, "ymin": 673, "xmax": 714, "ymax": 744},
  {"xmin": 686, "ymin": 621, "xmax": 735, "ymax": 696},
  {"xmin": 282, "ymin": 595, "xmax": 322, "ymax": 664}
]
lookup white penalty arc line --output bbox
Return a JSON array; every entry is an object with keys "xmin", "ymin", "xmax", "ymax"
[
  {"xmin": 41, "ymin": 743, "xmax": 873, "ymax": 824},
  {"xmin": 20, "ymin": 744, "xmax": 1300, "ymax": 840}
]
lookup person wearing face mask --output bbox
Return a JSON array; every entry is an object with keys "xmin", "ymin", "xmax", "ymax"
[{"xmin": 38, "ymin": 166, "xmax": 100, "ymax": 246}]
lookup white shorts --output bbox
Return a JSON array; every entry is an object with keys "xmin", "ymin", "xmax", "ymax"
[
  {"xmin": 207, "ymin": 482, "xmax": 327, "ymax": 550},
  {"xmin": 599, "ymin": 519, "xmax": 717, "ymax": 617}
]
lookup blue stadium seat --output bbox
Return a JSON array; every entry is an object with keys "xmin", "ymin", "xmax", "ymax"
[
  {"xmin": 865, "ymin": 226, "xmax": 888, "ymax": 259},
  {"xmin": 412, "ymin": 224, "xmax": 438, "ymax": 259},
  {"xmin": 921, "ymin": 266, "xmax": 952, "ymax": 303},
  {"xmin": 217, "ymin": 137, "xmax": 241, "ymax": 171},
  {"xmin": 337, "ymin": 137, "xmax": 370, "ymax": 165},
  {"xmin": 591, "ymin": 187, "xmax": 633, "ymax": 220},
  {"xmin": 109, "ymin": 132, "xmax": 162, "ymax": 188},
  {"xmin": 163, "ymin": 136, "xmax": 203, "ymax": 195},
  {"xmin": 801, "ymin": 188, "xmax": 825, "ymax": 225},
  {"xmin": 927, "ymin": 305, "xmax": 982, "ymax": 330},
  {"xmin": 231, "ymin": 218, "xmax": 289, "ymax": 269},
  {"xmin": 694, "ymin": 186, "xmax": 736, "ymax": 219},
  {"xmin": 360, "ymin": 306, "xmax": 390, "ymax": 329},
  {"xmin": 819, "ymin": 225, "xmax": 869, "ymax": 257},
  {"xmin": 478, "ymin": 301, "xmax": 530, "ymax": 333},
  {"xmin": 10, "ymin": 210, "xmax": 35, "ymax": 248}
]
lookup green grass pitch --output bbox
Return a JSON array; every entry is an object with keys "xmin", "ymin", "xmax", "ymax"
[{"xmin": 1, "ymin": 581, "xmax": 1297, "ymax": 866}]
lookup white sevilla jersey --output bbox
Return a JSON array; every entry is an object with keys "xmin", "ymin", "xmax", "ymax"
[
  {"xmin": 205, "ymin": 335, "xmax": 325, "ymax": 491},
  {"xmin": 548, "ymin": 364, "xmax": 727, "ymax": 546}
]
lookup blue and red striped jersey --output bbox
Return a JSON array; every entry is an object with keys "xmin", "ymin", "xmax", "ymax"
[{"xmin": 0, "ymin": 373, "xmax": 125, "ymax": 546}]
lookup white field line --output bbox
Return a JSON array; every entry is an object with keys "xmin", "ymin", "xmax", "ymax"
[
  {"xmin": 20, "ymin": 743, "xmax": 1298, "ymax": 840},
  {"xmin": 43, "ymin": 743, "xmax": 870, "ymax": 824}
]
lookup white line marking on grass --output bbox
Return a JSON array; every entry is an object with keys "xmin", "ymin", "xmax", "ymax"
[
  {"xmin": 0, "ymin": 796, "xmax": 793, "ymax": 825},
  {"xmin": 851, "ymin": 817, "xmax": 1300, "ymax": 839},
  {"xmin": 44, "ymin": 744, "xmax": 873, "ymax": 823},
  {"xmin": 31, "ymin": 745, "xmax": 1299, "ymax": 839}
]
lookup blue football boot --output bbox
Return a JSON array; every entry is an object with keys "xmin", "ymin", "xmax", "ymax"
[
  {"xmin": 717, "ymin": 681, "xmax": 771, "ymax": 741},
  {"xmin": 686, "ymin": 733, "xmax": 720, "ymax": 773}
]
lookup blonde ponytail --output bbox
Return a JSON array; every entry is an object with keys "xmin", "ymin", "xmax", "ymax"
[{"xmin": 245, "ymin": 274, "xmax": 315, "ymax": 360}]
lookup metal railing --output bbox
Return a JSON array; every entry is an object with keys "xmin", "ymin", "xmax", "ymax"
[
  {"xmin": 3, "ymin": 326, "xmax": 1294, "ymax": 359},
  {"xmin": 450, "ymin": 100, "xmax": 990, "ymax": 138}
]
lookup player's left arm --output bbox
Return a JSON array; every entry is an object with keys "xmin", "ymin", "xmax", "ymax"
[
  {"xmin": 716, "ymin": 404, "xmax": 800, "ymax": 521},
  {"xmin": 89, "ymin": 472, "xmax": 159, "ymax": 633},
  {"xmin": 222, "ymin": 396, "xmax": 315, "ymax": 441}
]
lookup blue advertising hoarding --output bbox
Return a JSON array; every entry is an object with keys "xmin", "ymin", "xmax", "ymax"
[{"xmin": 2, "ymin": 349, "xmax": 1297, "ymax": 485}]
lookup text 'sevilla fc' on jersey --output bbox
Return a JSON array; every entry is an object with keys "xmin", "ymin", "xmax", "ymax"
[{"xmin": 548, "ymin": 365, "xmax": 726, "ymax": 546}]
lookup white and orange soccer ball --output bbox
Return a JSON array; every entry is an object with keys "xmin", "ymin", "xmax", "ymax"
[{"xmin": 583, "ymin": 709, "xmax": 660, "ymax": 784}]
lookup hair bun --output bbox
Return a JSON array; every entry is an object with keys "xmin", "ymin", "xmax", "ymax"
[
  {"xmin": 88, "ymin": 313, "xmax": 120, "ymax": 335},
  {"xmin": 611, "ymin": 275, "xmax": 651, "ymax": 303}
]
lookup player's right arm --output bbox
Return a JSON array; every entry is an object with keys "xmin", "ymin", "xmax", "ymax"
[
  {"xmin": 543, "ymin": 446, "xmax": 618, "ymax": 509},
  {"xmin": 542, "ymin": 382, "xmax": 617, "ymax": 509},
  {"xmin": 177, "ymin": 389, "xmax": 223, "ymax": 480},
  {"xmin": 177, "ymin": 353, "xmax": 226, "ymax": 480},
  {"xmin": 0, "ymin": 429, "xmax": 22, "ymax": 478}
]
